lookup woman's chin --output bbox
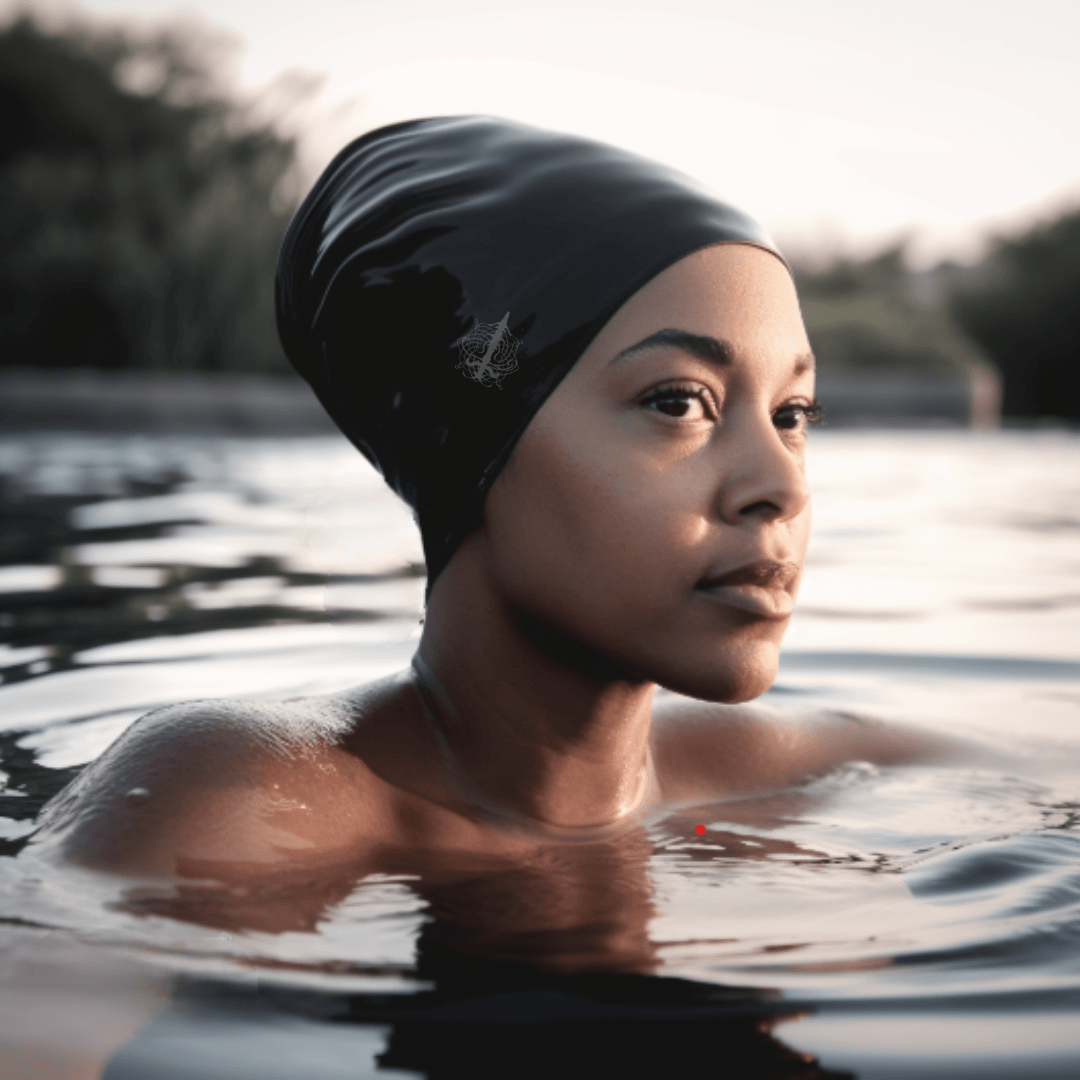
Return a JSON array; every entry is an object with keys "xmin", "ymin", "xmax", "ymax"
[{"xmin": 654, "ymin": 641, "xmax": 782, "ymax": 704}]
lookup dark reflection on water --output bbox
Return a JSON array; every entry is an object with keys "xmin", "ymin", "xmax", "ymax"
[
  {"xmin": 102, "ymin": 973, "xmax": 850, "ymax": 1080},
  {"xmin": 0, "ymin": 463, "xmax": 420, "ymax": 674},
  {"xmin": 103, "ymin": 825, "xmax": 845, "ymax": 1080},
  {"xmin": 0, "ymin": 729, "xmax": 81, "ymax": 856},
  {"xmin": 98, "ymin": 797, "xmax": 850, "ymax": 1077}
]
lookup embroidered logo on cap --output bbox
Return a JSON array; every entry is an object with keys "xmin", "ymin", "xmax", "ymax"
[{"xmin": 457, "ymin": 312, "xmax": 520, "ymax": 388}]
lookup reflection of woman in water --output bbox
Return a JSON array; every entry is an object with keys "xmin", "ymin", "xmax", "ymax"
[{"xmin": 36, "ymin": 117, "xmax": 935, "ymax": 924}]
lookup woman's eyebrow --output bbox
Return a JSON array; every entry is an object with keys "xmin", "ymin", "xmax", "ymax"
[
  {"xmin": 609, "ymin": 328, "xmax": 732, "ymax": 366},
  {"xmin": 611, "ymin": 328, "xmax": 816, "ymax": 376}
]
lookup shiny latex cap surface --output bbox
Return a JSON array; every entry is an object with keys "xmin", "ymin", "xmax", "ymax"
[{"xmin": 276, "ymin": 116, "xmax": 783, "ymax": 585}]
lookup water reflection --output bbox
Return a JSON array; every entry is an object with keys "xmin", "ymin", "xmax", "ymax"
[
  {"xmin": 101, "ymin": 833, "xmax": 846, "ymax": 1080},
  {"xmin": 105, "ymin": 800, "xmax": 831, "ymax": 979},
  {"xmin": 101, "ymin": 976, "xmax": 850, "ymax": 1080},
  {"xmin": 3, "ymin": 432, "xmax": 1080, "ymax": 1078},
  {"xmin": 99, "ymin": 816, "xmax": 851, "ymax": 1078},
  {"xmin": 0, "ymin": 462, "xmax": 421, "ymax": 681},
  {"xmin": 114, "ymin": 834, "xmax": 666, "ymax": 974},
  {"xmin": 0, "ymin": 728, "xmax": 82, "ymax": 856}
]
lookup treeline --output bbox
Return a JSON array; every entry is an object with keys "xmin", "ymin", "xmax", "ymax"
[
  {"xmin": 0, "ymin": 13, "xmax": 298, "ymax": 373},
  {"xmin": 794, "ymin": 246, "xmax": 988, "ymax": 379},
  {"xmin": 950, "ymin": 211, "xmax": 1080, "ymax": 420},
  {"xmin": 794, "ymin": 213, "xmax": 1080, "ymax": 422}
]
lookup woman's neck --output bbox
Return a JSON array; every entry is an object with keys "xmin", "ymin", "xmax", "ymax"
[{"xmin": 416, "ymin": 541, "xmax": 656, "ymax": 832}]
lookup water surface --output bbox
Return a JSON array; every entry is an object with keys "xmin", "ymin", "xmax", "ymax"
[{"xmin": 1, "ymin": 430, "xmax": 1078, "ymax": 1078}]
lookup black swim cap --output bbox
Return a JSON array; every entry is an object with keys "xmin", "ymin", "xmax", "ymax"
[{"xmin": 276, "ymin": 116, "xmax": 783, "ymax": 585}]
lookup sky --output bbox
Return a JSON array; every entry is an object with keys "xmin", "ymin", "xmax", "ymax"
[{"xmin": 17, "ymin": 0, "xmax": 1080, "ymax": 265}]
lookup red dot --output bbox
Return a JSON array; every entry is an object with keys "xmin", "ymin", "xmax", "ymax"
[{"xmin": 695, "ymin": 824, "xmax": 706, "ymax": 835}]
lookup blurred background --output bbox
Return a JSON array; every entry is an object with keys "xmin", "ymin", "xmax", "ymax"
[
  {"xmin": 0, "ymin": 0, "xmax": 1079, "ymax": 430},
  {"xmin": 2, "ymin": 0, "xmax": 1080, "ymax": 432}
]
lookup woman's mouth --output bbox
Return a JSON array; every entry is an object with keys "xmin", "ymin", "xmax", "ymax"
[{"xmin": 695, "ymin": 560, "xmax": 799, "ymax": 619}]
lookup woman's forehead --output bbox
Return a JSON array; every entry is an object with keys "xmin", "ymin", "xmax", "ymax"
[{"xmin": 578, "ymin": 244, "xmax": 809, "ymax": 371}]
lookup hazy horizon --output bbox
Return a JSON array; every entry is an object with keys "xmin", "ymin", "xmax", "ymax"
[{"xmin": 8, "ymin": 0, "xmax": 1080, "ymax": 268}]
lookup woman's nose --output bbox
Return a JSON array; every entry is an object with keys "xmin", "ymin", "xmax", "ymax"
[{"xmin": 715, "ymin": 414, "xmax": 810, "ymax": 526}]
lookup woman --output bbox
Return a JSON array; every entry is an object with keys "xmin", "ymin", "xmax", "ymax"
[{"xmin": 35, "ymin": 117, "xmax": 935, "ymax": 885}]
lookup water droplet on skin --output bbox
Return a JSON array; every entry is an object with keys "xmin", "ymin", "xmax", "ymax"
[{"xmin": 125, "ymin": 787, "xmax": 151, "ymax": 808}]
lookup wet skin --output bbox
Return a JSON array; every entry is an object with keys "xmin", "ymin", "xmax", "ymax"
[{"xmin": 33, "ymin": 245, "xmax": 945, "ymax": 937}]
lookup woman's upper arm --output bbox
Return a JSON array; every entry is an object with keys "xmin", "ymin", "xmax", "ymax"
[
  {"xmin": 652, "ymin": 702, "xmax": 956, "ymax": 802},
  {"xmin": 32, "ymin": 702, "xmax": 283, "ymax": 877}
]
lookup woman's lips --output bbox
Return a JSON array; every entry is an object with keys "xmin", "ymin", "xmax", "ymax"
[{"xmin": 695, "ymin": 560, "xmax": 799, "ymax": 619}]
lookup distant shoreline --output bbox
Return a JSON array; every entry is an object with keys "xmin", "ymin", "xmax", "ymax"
[
  {"xmin": 0, "ymin": 368, "xmax": 999, "ymax": 433},
  {"xmin": 0, "ymin": 370, "xmax": 339, "ymax": 436}
]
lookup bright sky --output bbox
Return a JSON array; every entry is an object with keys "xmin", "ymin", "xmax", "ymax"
[{"xmin": 21, "ymin": 0, "xmax": 1080, "ymax": 265}]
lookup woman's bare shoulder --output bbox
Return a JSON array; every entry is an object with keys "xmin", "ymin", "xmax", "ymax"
[
  {"xmin": 42, "ymin": 691, "xmax": 362, "ymax": 806},
  {"xmin": 32, "ymin": 678, "xmax": 406, "ymax": 877},
  {"xmin": 650, "ymin": 694, "xmax": 959, "ymax": 803}
]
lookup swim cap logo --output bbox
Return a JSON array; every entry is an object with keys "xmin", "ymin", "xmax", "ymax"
[{"xmin": 457, "ymin": 312, "xmax": 520, "ymax": 388}]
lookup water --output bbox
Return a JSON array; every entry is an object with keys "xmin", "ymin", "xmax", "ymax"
[{"xmin": 1, "ymin": 429, "xmax": 1078, "ymax": 1078}]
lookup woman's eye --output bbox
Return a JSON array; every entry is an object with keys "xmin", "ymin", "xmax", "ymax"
[
  {"xmin": 773, "ymin": 401, "xmax": 824, "ymax": 431},
  {"xmin": 642, "ymin": 385, "xmax": 714, "ymax": 421}
]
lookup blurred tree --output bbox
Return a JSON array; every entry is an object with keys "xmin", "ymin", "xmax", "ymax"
[
  {"xmin": 794, "ymin": 246, "xmax": 991, "ymax": 379},
  {"xmin": 950, "ymin": 209, "xmax": 1080, "ymax": 420},
  {"xmin": 0, "ymin": 14, "xmax": 301, "ymax": 371}
]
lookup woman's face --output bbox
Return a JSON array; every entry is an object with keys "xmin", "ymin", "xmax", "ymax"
[{"xmin": 480, "ymin": 243, "xmax": 814, "ymax": 702}]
